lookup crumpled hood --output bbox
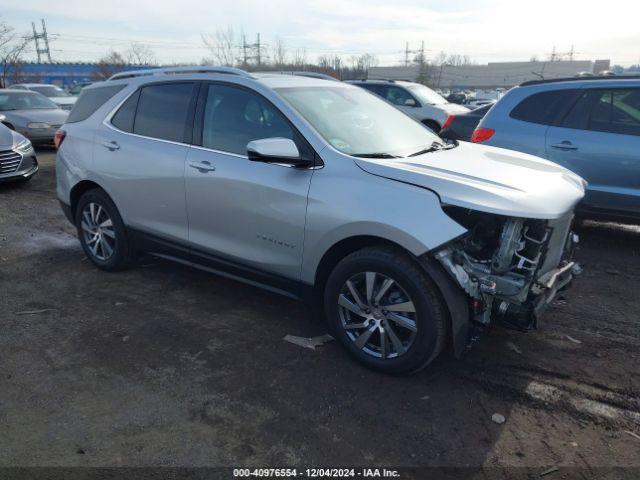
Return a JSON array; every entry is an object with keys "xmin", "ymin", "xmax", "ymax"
[{"xmin": 354, "ymin": 142, "xmax": 586, "ymax": 219}]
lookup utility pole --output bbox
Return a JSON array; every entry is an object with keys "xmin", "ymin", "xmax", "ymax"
[
  {"xmin": 569, "ymin": 45, "xmax": 574, "ymax": 61},
  {"xmin": 404, "ymin": 42, "xmax": 409, "ymax": 67},
  {"xmin": 31, "ymin": 18, "xmax": 52, "ymax": 63},
  {"xmin": 256, "ymin": 33, "xmax": 261, "ymax": 67},
  {"xmin": 242, "ymin": 34, "xmax": 248, "ymax": 65}
]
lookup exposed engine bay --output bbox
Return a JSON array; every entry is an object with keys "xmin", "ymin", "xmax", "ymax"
[{"xmin": 436, "ymin": 206, "xmax": 581, "ymax": 331}]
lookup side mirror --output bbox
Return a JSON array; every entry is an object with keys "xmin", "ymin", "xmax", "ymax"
[
  {"xmin": 247, "ymin": 138, "xmax": 313, "ymax": 168},
  {"xmin": 404, "ymin": 98, "xmax": 417, "ymax": 107}
]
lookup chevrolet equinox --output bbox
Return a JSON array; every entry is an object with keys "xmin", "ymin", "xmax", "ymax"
[{"xmin": 56, "ymin": 67, "xmax": 585, "ymax": 374}]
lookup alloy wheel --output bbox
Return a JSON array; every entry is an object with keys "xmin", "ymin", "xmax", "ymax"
[
  {"xmin": 337, "ymin": 271, "xmax": 418, "ymax": 359},
  {"xmin": 80, "ymin": 202, "xmax": 116, "ymax": 261}
]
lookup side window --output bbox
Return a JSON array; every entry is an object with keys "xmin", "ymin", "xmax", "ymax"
[
  {"xmin": 609, "ymin": 89, "xmax": 640, "ymax": 136},
  {"xmin": 67, "ymin": 85, "xmax": 126, "ymax": 123},
  {"xmin": 201, "ymin": 84, "xmax": 294, "ymax": 155},
  {"xmin": 133, "ymin": 82, "xmax": 196, "ymax": 142},
  {"xmin": 510, "ymin": 89, "xmax": 581, "ymax": 125},
  {"xmin": 560, "ymin": 91, "xmax": 598, "ymax": 130},
  {"xmin": 361, "ymin": 84, "xmax": 386, "ymax": 97},
  {"xmin": 385, "ymin": 86, "xmax": 414, "ymax": 106},
  {"xmin": 588, "ymin": 90, "xmax": 613, "ymax": 133},
  {"xmin": 111, "ymin": 90, "xmax": 140, "ymax": 133}
]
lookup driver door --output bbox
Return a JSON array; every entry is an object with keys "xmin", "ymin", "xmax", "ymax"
[{"xmin": 185, "ymin": 83, "xmax": 315, "ymax": 287}]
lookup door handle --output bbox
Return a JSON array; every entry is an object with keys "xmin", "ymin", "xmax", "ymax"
[
  {"xmin": 188, "ymin": 160, "xmax": 216, "ymax": 172},
  {"xmin": 550, "ymin": 141, "xmax": 578, "ymax": 151},
  {"xmin": 101, "ymin": 140, "xmax": 120, "ymax": 151}
]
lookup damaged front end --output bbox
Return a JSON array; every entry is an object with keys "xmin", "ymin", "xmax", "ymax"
[{"xmin": 435, "ymin": 206, "xmax": 581, "ymax": 332}]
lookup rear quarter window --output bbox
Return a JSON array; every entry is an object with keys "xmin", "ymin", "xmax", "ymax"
[
  {"xmin": 509, "ymin": 89, "xmax": 581, "ymax": 126},
  {"xmin": 66, "ymin": 85, "xmax": 126, "ymax": 123}
]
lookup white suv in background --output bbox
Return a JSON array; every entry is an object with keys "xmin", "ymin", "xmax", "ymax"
[{"xmin": 348, "ymin": 79, "xmax": 469, "ymax": 133}]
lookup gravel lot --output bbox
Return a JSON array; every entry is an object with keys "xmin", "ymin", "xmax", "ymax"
[{"xmin": 1, "ymin": 149, "xmax": 639, "ymax": 474}]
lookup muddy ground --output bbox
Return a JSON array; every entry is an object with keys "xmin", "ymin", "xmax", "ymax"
[{"xmin": 0, "ymin": 150, "xmax": 639, "ymax": 475}]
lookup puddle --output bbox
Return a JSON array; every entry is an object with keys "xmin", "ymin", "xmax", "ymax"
[{"xmin": 18, "ymin": 231, "xmax": 79, "ymax": 252}]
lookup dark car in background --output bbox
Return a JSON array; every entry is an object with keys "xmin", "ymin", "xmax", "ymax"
[
  {"xmin": 472, "ymin": 76, "xmax": 640, "ymax": 221},
  {"xmin": 0, "ymin": 90, "xmax": 69, "ymax": 144},
  {"xmin": 446, "ymin": 92, "xmax": 467, "ymax": 105},
  {"xmin": 439, "ymin": 104, "xmax": 493, "ymax": 141}
]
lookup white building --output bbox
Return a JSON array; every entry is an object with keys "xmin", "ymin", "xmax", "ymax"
[{"xmin": 369, "ymin": 59, "xmax": 611, "ymax": 89}]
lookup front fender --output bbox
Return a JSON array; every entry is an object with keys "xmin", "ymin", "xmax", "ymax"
[{"xmin": 301, "ymin": 165, "xmax": 466, "ymax": 284}]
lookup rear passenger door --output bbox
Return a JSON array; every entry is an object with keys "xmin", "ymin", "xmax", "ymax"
[
  {"xmin": 95, "ymin": 82, "xmax": 197, "ymax": 243},
  {"xmin": 184, "ymin": 83, "xmax": 314, "ymax": 286},
  {"xmin": 546, "ymin": 88, "xmax": 640, "ymax": 214}
]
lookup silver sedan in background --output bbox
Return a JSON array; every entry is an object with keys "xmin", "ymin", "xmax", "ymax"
[
  {"xmin": 0, "ymin": 90, "xmax": 69, "ymax": 145},
  {"xmin": 0, "ymin": 122, "xmax": 38, "ymax": 183}
]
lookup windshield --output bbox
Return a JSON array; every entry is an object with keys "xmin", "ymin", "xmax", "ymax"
[
  {"xmin": 276, "ymin": 85, "xmax": 442, "ymax": 157},
  {"xmin": 406, "ymin": 84, "xmax": 447, "ymax": 105},
  {"xmin": 0, "ymin": 92, "xmax": 59, "ymax": 111},
  {"xmin": 29, "ymin": 85, "xmax": 70, "ymax": 98}
]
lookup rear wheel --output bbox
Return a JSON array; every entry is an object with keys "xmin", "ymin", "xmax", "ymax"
[
  {"xmin": 324, "ymin": 247, "xmax": 447, "ymax": 375},
  {"xmin": 75, "ymin": 189, "xmax": 132, "ymax": 271}
]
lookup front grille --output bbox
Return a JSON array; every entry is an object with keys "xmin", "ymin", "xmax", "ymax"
[{"xmin": 0, "ymin": 150, "xmax": 22, "ymax": 174}]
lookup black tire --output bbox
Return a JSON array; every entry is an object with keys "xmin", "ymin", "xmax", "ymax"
[
  {"xmin": 75, "ymin": 188, "xmax": 132, "ymax": 271},
  {"xmin": 324, "ymin": 246, "xmax": 447, "ymax": 375},
  {"xmin": 422, "ymin": 120, "xmax": 441, "ymax": 133}
]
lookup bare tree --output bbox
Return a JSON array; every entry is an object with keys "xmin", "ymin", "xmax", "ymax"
[
  {"xmin": 271, "ymin": 36, "xmax": 287, "ymax": 68},
  {"xmin": 350, "ymin": 53, "xmax": 378, "ymax": 71},
  {"xmin": 202, "ymin": 27, "xmax": 236, "ymax": 66},
  {"xmin": 93, "ymin": 50, "xmax": 127, "ymax": 80},
  {"xmin": 125, "ymin": 42, "xmax": 156, "ymax": 65},
  {"xmin": 292, "ymin": 48, "xmax": 306, "ymax": 69},
  {"xmin": 0, "ymin": 21, "xmax": 30, "ymax": 88}
]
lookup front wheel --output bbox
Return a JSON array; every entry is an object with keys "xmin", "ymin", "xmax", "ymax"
[{"xmin": 324, "ymin": 247, "xmax": 447, "ymax": 375}]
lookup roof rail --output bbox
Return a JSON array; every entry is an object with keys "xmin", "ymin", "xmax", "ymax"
[
  {"xmin": 520, "ymin": 74, "xmax": 640, "ymax": 87},
  {"xmin": 107, "ymin": 66, "xmax": 254, "ymax": 81},
  {"xmin": 255, "ymin": 70, "xmax": 339, "ymax": 81}
]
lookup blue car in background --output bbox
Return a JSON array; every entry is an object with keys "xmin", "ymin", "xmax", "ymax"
[{"xmin": 472, "ymin": 76, "xmax": 640, "ymax": 221}]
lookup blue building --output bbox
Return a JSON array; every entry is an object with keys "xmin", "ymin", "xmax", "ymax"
[{"xmin": 1, "ymin": 62, "xmax": 157, "ymax": 88}]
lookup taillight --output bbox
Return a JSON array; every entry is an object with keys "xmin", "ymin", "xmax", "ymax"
[
  {"xmin": 54, "ymin": 129, "xmax": 66, "ymax": 148},
  {"xmin": 470, "ymin": 127, "xmax": 495, "ymax": 143},
  {"xmin": 442, "ymin": 115, "xmax": 455, "ymax": 130}
]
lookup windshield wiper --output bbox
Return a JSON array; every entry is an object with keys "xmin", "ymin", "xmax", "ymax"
[
  {"xmin": 352, "ymin": 152, "xmax": 400, "ymax": 159},
  {"xmin": 408, "ymin": 141, "xmax": 458, "ymax": 157}
]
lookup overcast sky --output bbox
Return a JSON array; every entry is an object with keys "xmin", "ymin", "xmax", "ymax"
[{"xmin": 3, "ymin": 0, "xmax": 639, "ymax": 66}]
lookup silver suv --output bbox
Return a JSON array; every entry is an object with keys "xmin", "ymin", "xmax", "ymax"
[{"xmin": 56, "ymin": 67, "xmax": 585, "ymax": 374}]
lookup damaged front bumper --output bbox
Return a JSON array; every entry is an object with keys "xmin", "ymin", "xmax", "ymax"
[{"xmin": 434, "ymin": 208, "xmax": 581, "ymax": 332}]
